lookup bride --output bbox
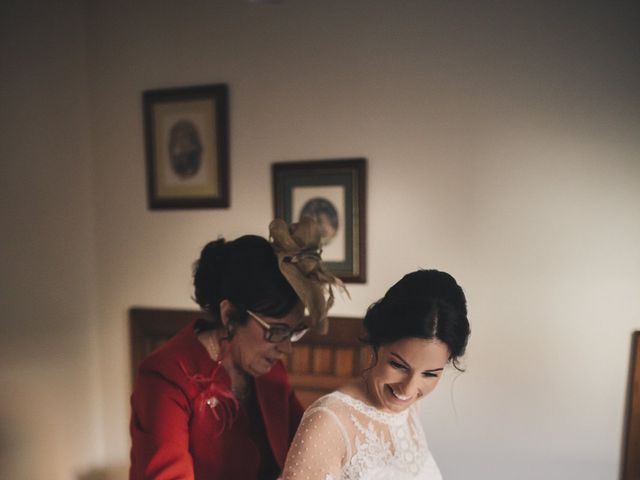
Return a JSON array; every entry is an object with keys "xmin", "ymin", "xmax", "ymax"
[{"xmin": 281, "ymin": 269, "xmax": 471, "ymax": 480}]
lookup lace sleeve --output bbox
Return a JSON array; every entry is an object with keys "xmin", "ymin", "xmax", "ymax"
[{"xmin": 281, "ymin": 406, "xmax": 349, "ymax": 480}]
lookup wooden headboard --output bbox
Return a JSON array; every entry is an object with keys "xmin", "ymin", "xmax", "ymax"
[
  {"xmin": 622, "ymin": 331, "xmax": 640, "ymax": 480},
  {"xmin": 129, "ymin": 307, "xmax": 367, "ymax": 407}
]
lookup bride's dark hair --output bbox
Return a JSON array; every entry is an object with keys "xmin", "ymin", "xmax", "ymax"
[{"xmin": 362, "ymin": 269, "xmax": 470, "ymax": 371}]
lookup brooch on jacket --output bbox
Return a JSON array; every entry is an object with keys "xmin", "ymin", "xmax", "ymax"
[{"xmin": 180, "ymin": 361, "xmax": 239, "ymax": 435}]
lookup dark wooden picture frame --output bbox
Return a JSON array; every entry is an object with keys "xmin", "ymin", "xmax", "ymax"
[
  {"xmin": 272, "ymin": 158, "xmax": 367, "ymax": 283},
  {"xmin": 622, "ymin": 331, "xmax": 640, "ymax": 480},
  {"xmin": 143, "ymin": 84, "xmax": 229, "ymax": 209}
]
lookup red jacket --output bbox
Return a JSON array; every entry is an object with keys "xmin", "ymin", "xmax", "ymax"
[{"xmin": 130, "ymin": 321, "xmax": 304, "ymax": 479}]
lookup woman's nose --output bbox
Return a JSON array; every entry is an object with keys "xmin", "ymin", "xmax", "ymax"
[{"xmin": 401, "ymin": 374, "xmax": 424, "ymax": 398}]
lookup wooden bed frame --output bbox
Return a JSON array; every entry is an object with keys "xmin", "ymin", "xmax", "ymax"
[{"xmin": 129, "ymin": 307, "xmax": 367, "ymax": 407}]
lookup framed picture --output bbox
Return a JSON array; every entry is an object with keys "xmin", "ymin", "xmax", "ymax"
[
  {"xmin": 143, "ymin": 84, "xmax": 229, "ymax": 209},
  {"xmin": 272, "ymin": 158, "xmax": 366, "ymax": 283}
]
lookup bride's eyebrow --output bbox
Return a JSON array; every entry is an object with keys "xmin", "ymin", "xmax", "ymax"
[
  {"xmin": 390, "ymin": 352, "xmax": 410, "ymax": 367},
  {"xmin": 390, "ymin": 352, "xmax": 444, "ymax": 373},
  {"xmin": 424, "ymin": 367, "xmax": 444, "ymax": 373}
]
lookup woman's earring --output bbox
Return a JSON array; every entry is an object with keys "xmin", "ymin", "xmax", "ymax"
[{"xmin": 221, "ymin": 323, "xmax": 235, "ymax": 341}]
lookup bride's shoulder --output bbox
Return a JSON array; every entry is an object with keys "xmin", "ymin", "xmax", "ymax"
[
  {"xmin": 307, "ymin": 381, "xmax": 362, "ymax": 407},
  {"xmin": 305, "ymin": 390, "xmax": 348, "ymax": 413},
  {"xmin": 302, "ymin": 389, "xmax": 361, "ymax": 424}
]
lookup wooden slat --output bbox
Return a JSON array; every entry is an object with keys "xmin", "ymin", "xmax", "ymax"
[
  {"xmin": 312, "ymin": 347, "xmax": 333, "ymax": 374},
  {"xmin": 288, "ymin": 374, "xmax": 353, "ymax": 390},
  {"xmin": 335, "ymin": 348, "xmax": 355, "ymax": 377},
  {"xmin": 290, "ymin": 345, "xmax": 311, "ymax": 374}
]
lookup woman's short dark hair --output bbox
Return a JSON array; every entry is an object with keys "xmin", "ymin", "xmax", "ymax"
[
  {"xmin": 362, "ymin": 269, "xmax": 470, "ymax": 370},
  {"xmin": 193, "ymin": 235, "xmax": 299, "ymax": 328}
]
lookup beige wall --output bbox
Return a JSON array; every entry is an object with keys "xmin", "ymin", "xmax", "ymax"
[
  {"xmin": 2, "ymin": 1, "xmax": 639, "ymax": 478},
  {"xmin": 0, "ymin": 1, "xmax": 102, "ymax": 478}
]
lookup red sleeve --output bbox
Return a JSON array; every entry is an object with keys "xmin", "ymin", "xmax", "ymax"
[
  {"xmin": 288, "ymin": 389, "xmax": 305, "ymax": 443},
  {"xmin": 129, "ymin": 371, "xmax": 194, "ymax": 480}
]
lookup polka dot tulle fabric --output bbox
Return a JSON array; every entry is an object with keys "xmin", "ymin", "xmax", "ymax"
[{"xmin": 281, "ymin": 391, "xmax": 442, "ymax": 480}]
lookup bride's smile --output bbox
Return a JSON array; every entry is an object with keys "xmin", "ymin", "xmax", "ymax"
[{"xmin": 367, "ymin": 338, "xmax": 449, "ymax": 413}]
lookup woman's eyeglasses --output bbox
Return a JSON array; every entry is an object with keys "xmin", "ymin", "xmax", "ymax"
[{"xmin": 246, "ymin": 310, "xmax": 309, "ymax": 343}]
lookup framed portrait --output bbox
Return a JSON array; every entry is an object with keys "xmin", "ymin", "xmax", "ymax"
[
  {"xmin": 143, "ymin": 84, "xmax": 229, "ymax": 209},
  {"xmin": 272, "ymin": 158, "xmax": 366, "ymax": 283}
]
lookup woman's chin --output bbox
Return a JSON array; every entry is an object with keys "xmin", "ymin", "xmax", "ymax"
[{"xmin": 248, "ymin": 358, "xmax": 275, "ymax": 377}]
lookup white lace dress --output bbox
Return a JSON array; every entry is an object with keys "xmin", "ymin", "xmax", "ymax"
[{"xmin": 281, "ymin": 391, "xmax": 442, "ymax": 480}]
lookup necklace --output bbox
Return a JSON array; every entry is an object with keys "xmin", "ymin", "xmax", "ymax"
[{"xmin": 205, "ymin": 330, "xmax": 251, "ymax": 402}]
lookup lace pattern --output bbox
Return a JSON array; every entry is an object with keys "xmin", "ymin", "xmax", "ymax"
[
  {"xmin": 282, "ymin": 391, "xmax": 442, "ymax": 480},
  {"xmin": 332, "ymin": 391, "xmax": 408, "ymax": 426}
]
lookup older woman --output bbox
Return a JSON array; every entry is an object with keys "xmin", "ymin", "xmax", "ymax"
[
  {"xmin": 129, "ymin": 219, "xmax": 343, "ymax": 480},
  {"xmin": 282, "ymin": 269, "xmax": 471, "ymax": 480}
]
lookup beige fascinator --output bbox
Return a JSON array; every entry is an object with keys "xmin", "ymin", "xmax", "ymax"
[{"xmin": 269, "ymin": 217, "xmax": 349, "ymax": 334}]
